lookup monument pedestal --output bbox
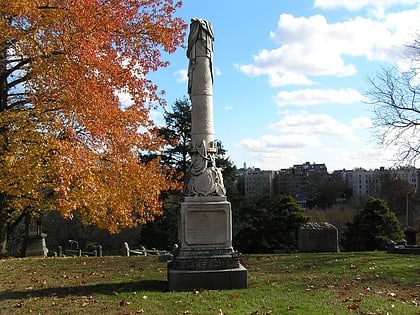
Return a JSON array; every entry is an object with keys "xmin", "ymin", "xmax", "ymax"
[
  {"xmin": 25, "ymin": 233, "xmax": 48, "ymax": 257},
  {"xmin": 167, "ymin": 197, "xmax": 247, "ymax": 291},
  {"xmin": 168, "ymin": 265, "xmax": 247, "ymax": 291}
]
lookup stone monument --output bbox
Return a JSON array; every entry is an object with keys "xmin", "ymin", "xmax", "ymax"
[
  {"xmin": 167, "ymin": 18, "xmax": 247, "ymax": 291},
  {"xmin": 25, "ymin": 216, "xmax": 48, "ymax": 257},
  {"xmin": 298, "ymin": 222, "xmax": 339, "ymax": 253}
]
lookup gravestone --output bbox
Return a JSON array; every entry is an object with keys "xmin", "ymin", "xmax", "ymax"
[
  {"xmin": 167, "ymin": 18, "xmax": 247, "ymax": 291},
  {"xmin": 298, "ymin": 222, "xmax": 339, "ymax": 252},
  {"xmin": 25, "ymin": 217, "xmax": 48, "ymax": 257}
]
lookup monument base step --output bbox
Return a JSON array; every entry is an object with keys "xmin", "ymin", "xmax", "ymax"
[{"xmin": 167, "ymin": 264, "xmax": 247, "ymax": 291}]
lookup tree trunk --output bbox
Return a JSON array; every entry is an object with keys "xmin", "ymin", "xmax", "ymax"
[
  {"xmin": 0, "ymin": 211, "xmax": 8, "ymax": 257},
  {"xmin": 20, "ymin": 213, "xmax": 31, "ymax": 257}
]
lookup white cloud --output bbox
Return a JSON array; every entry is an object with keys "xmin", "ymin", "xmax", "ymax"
[
  {"xmin": 239, "ymin": 7, "xmax": 420, "ymax": 86},
  {"xmin": 149, "ymin": 110, "xmax": 164, "ymax": 126},
  {"xmin": 224, "ymin": 105, "xmax": 233, "ymax": 111},
  {"xmin": 238, "ymin": 134, "xmax": 320, "ymax": 151},
  {"xmin": 232, "ymin": 109, "xmax": 399, "ymax": 170},
  {"xmin": 274, "ymin": 88, "xmax": 367, "ymax": 106},
  {"xmin": 114, "ymin": 90, "xmax": 134, "ymax": 108},
  {"xmin": 269, "ymin": 111, "xmax": 358, "ymax": 142},
  {"xmin": 175, "ymin": 69, "xmax": 188, "ymax": 83},
  {"xmin": 339, "ymin": 147, "xmax": 396, "ymax": 170},
  {"xmin": 240, "ymin": 150, "xmax": 308, "ymax": 171},
  {"xmin": 234, "ymin": 110, "xmax": 370, "ymax": 170},
  {"xmin": 235, "ymin": 136, "xmax": 393, "ymax": 171},
  {"xmin": 351, "ymin": 116, "xmax": 373, "ymax": 129},
  {"xmin": 314, "ymin": 0, "xmax": 420, "ymax": 12},
  {"xmin": 239, "ymin": 60, "xmax": 316, "ymax": 86}
]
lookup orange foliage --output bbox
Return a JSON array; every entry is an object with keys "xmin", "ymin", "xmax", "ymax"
[{"xmin": 0, "ymin": 0, "xmax": 186, "ymax": 233}]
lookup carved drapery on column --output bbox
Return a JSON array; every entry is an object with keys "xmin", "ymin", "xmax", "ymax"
[{"xmin": 185, "ymin": 18, "xmax": 225, "ymax": 197}]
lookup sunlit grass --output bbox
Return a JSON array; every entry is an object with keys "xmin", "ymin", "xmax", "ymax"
[{"xmin": 0, "ymin": 252, "xmax": 419, "ymax": 314}]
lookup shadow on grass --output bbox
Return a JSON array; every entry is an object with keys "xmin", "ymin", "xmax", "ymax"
[{"xmin": 0, "ymin": 280, "xmax": 167, "ymax": 301}]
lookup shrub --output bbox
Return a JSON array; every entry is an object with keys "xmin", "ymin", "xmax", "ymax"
[
  {"xmin": 343, "ymin": 197, "xmax": 403, "ymax": 251},
  {"xmin": 233, "ymin": 194, "xmax": 309, "ymax": 253}
]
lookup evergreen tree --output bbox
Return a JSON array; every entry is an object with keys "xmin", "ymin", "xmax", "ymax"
[
  {"xmin": 159, "ymin": 96, "xmax": 192, "ymax": 179},
  {"xmin": 343, "ymin": 197, "xmax": 403, "ymax": 251},
  {"xmin": 233, "ymin": 194, "xmax": 309, "ymax": 253}
]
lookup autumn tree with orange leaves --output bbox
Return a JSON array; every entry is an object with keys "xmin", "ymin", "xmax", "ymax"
[{"xmin": 0, "ymin": 0, "xmax": 186, "ymax": 256}]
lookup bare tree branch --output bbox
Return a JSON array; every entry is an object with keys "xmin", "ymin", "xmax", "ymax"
[{"xmin": 366, "ymin": 41, "xmax": 420, "ymax": 165}]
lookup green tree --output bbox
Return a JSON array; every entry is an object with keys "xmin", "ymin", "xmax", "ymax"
[
  {"xmin": 314, "ymin": 172, "xmax": 350, "ymax": 209},
  {"xmin": 343, "ymin": 197, "xmax": 403, "ymax": 251},
  {"xmin": 215, "ymin": 140, "xmax": 238, "ymax": 199},
  {"xmin": 159, "ymin": 96, "xmax": 192, "ymax": 179},
  {"xmin": 380, "ymin": 176, "xmax": 413, "ymax": 221},
  {"xmin": 140, "ymin": 193, "xmax": 180, "ymax": 250},
  {"xmin": 233, "ymin": 194, "xmax": 309, "ymax": 253}
]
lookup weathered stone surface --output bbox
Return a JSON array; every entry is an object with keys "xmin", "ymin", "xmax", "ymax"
[
  {"xmin": 173, "ymin": 196, "xmax": 239, "ymax": 271},
  {"xmin": 25, "ymin": 233, "xmax": 48, "ymax": 257},
  {"xmin": 298, "ymin": 222, "xmax": 339, "ymax": 253},
  {"xmin": 169, "ymin": 248, "xmax": 240, "ymax": 270},
  {"xmin": 179, "ymin": 196, "xmax": 231, "ymax": 247},
  {"xmin": 168, "ymin": 265, "xmax": 247, "ymax": 291},
  {"xmin": 184, "ymin": 18, "xmax": 225, "ymax": 198},
  {"xmin": 167, "ymin": 18, "xmax": 246, "ymax": 291}
]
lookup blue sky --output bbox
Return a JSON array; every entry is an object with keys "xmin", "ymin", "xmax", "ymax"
[{"xmin": 148, "ymin": 0, "xmax": 420, "ymax": 172}]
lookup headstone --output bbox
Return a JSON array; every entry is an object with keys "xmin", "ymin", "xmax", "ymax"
[
  {"xmin": 25, "ymin": 217, "xmax": 48, "ymax": 257},
  {"xmin": 298, "ymin": 222, "xmax": 339, "ymax": 252},
  {"xmin": 121, "ymin": 242, "xmax": 130, "ymax": 256},
  {"xmin": 167, "ymin": 18, "xmax": 247, "ymax": 291},
  {"xmin": 404, "ymin": 228, "xmax": 417, "ymax": 246}
]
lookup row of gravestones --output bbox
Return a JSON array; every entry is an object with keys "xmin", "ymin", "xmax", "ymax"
[
  {"xmin": 21, "ymin": 221, "xmax": 341, "ymax": 257},
  {"xmin": 18, "ymin": 220, "xmax": 417, "ymax": 257},
  {"xmin": 22, "ymin": 223, "xmax": 341, "ymax": 258}
]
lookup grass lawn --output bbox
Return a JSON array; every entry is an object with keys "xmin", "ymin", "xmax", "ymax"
[{"xmin": 0, "ymin": 252, "xmax": 419, "ymax": 314}]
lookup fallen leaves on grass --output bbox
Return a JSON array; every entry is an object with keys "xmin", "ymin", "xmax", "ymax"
[
  {"xmin": 250, "ymin": 308, "xmax": 273, "ymax": 314},
  {"xmin": 229, "ymin": 294, "xmax": 240, "ymax": 300},
  {"xmin": 347, "ymin": 302, "xmax": 359, "ymax": 310},
  {"xmin": 80, "ymin": 295, "xmax": 99, "ymax": 307},
  {"xmin": 119, "ymin": 299, "xmax": 132, "ymax": 306}
]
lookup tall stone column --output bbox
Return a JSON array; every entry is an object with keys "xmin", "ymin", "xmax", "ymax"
[
  {"xmin": 167, "ymin": 18, "xmax": 247, "ymax": 291},
  {"xmin": 188, "ymin": 18, "xmax": 215, "ymax": 151},
  {"xmin": 184, "ymin": 18, "xmax": 224, "ymax": 198}
]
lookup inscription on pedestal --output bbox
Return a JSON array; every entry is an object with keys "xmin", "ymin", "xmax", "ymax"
[{"xmin": 185, "ymin": 206, "xmax": 228, "ymax": 245}]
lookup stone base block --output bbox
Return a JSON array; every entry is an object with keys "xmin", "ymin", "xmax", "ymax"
[
  {"xmin": 25, "ymin": 233, "xmax": 48, "ymax": 257},
  {"xmin": 168, "ymin": 265, "xmax": 247, "ymax": 291}
]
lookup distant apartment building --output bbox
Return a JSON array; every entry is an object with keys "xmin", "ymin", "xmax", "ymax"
[
  {"xmin": 237, "ymin": 164, "xmax": 274, "ymax": 198},
  {"xmin": 274, "ymin": 162, "xmax": 329, "ymax": 207},
  {"xmin": 341, "ymin": 167, "xmax": 419, "ymax": 204},
  {"xmin": 237, "ymin": 162, "xmax": 420, "ymax": 209},
  {"xmin": 351, "ymin": 168, "xmax": 383, "ymax": 203}
]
